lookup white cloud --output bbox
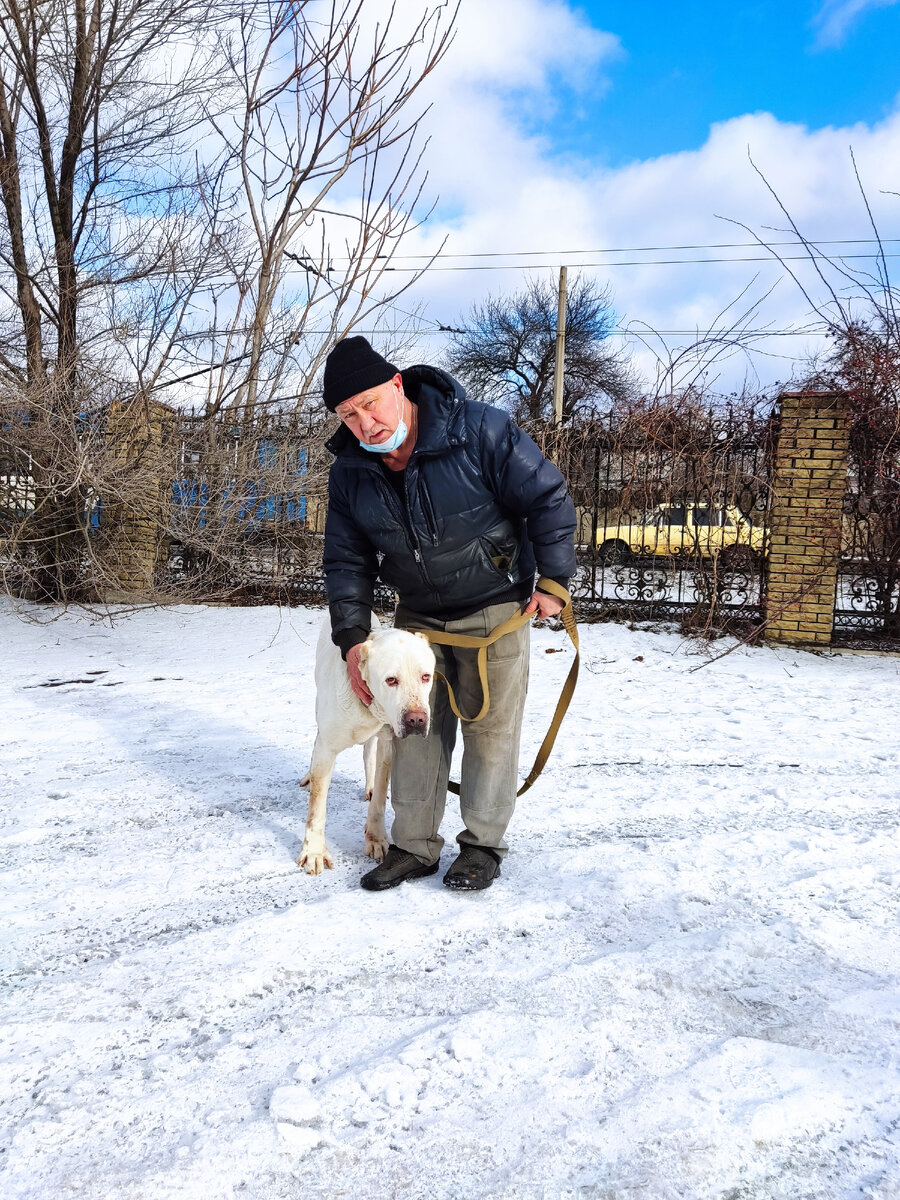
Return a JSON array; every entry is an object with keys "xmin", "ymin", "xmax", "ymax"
[
  {"xmin": 386, "ymin": 1, "xmax": 900, "ymax": 392},
  {"xmin": 812, "ymin": 0, "xmax": 900, "ymax": 49},
  {"xmin": 442, "ymin": 0, "xmax": 622, "ymax": 91}
]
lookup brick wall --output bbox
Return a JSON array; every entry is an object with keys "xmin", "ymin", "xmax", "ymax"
[{"xmin": 765, "ymin": 391, "xmax": 850, "ymax": 646}]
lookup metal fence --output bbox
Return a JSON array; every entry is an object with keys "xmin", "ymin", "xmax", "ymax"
[
  {"xmin": 159, "ymin": 406, "xmax": 776, "ymax": 626},
  {"xmin": 3, "ymin": 397, "xmax": 899, "ymax": 646},
  {"xmin": 542, "ymin": 408, "xmax": 773, "ymax": 632},
  {"xmin": 833, "ymin": 497, "xmax": 900, "ymax": 646},
  {"xmin": 158, "ymin": 406, "xmax": 328, "ymax": 601}
]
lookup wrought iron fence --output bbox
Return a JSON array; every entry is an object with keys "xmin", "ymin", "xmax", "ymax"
[
  {"xmin": 537, "ymin": 406, "xmax": 774, "ymax": 632},
  {"xmin": 159, "ymin": 404, "xmax": 778, "ymax": 626},
  {"xmin": 0, "ymin": 413, "xmax": 35, "ymax": 528},
  {"xmin": 833, "ymin": 493, "xmax": 900, "ymax": 646},
  {"xmin": 158, "ymin": 404, "xmax": 330, "ymax": 600},
  {"xmin": 4, "ymin": 391, "xmax": 898, "ymax": 648}
]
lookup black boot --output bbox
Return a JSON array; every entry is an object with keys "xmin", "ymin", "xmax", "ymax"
[
  {"xmin": 360, "ymin": 845, "xmax": 440, "ymax": 891},
  {"xmin": 442, "ymin": 845, "xmax": 501, "ymax": 891}
]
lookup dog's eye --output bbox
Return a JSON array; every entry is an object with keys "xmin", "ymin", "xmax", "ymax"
[
  {"xmin": 421, "ymin": 673, "xmax": 431, "ymax": 683},
  {"xmin": 385, "ymin": 676, "xmax": 399, "ymax": 687}
]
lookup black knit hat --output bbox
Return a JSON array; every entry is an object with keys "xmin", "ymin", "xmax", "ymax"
[{"xmin": 323, "ymin": 336, "xmax": 399, "ymax": 412}]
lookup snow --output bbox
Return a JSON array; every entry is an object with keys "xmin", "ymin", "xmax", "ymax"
[{"xmin": 2, "ymin": 598, "xmax": 899, "ymax": 1200}]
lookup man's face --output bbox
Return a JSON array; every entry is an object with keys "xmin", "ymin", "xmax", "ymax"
[{"xmin": 335, "ymin": 374, "xmax": 405, "ymax": 446}]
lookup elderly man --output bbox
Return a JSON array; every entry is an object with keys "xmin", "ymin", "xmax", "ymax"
[{"xmin": 322, "ymin": 336, "xmax": 576, "ymax": 891}]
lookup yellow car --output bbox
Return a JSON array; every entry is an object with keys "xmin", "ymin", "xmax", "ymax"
[{"xmin": 595, "ymin": 502, "xmax": 766, "ymax": 565}]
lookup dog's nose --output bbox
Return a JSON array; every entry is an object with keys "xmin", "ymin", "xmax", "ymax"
[{"xmin": 402, "ymin": 708, "xmax": 428, "ymax": 736}]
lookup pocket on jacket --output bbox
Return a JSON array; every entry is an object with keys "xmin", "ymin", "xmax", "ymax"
[{"xmin": 479, "ymin": 537, "xmax": 516, "ymax": 581}]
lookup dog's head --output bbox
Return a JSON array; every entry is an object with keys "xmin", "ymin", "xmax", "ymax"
[{"xmin": 358, "ymin": 628, "xmax": 436, "ymax": 738}]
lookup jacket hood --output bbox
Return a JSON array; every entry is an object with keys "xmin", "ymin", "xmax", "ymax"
[
  {"xmin": 401, "ymin": 364, "xmax": 466, "ymax": 405},
  {"xmin": 325, "ymin": 364, "xmax": 467, "ymax": 459}
]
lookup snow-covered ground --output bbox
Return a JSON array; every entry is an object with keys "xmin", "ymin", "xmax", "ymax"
[{"xmin": 2, "ymin": 599, "xmax": 899, "ymax": 1200}]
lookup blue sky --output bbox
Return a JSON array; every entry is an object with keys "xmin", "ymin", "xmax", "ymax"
[
  {"xmin": 384, "ymin": 0, "xmax": 900, "ymax": 389},
  {"xmin": 532, "ymin": 1, "xmax": 900, "ymax": 163}
]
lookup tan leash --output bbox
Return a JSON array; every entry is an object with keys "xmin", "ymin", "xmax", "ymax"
[{"xmin": 418, "ymin": 578, "xmax": 579, "ymax": 797}]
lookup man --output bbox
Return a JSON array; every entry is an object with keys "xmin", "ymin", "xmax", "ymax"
[{"xmin": 322, "ymin": 335, "xmax": 576, "ymax": 892}]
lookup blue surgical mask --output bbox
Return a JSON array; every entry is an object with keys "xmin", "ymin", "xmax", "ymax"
[
  {"xmin": 359, "ymin": 418, "xmax": 408, "ymax": 454},
  {"xmin": 358, "ymin": 383, "xmax": 408, "ymax": 453}
]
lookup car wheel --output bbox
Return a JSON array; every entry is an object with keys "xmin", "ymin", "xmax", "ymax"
[
  {"xmin": 720, "ymin": 544, "xmax": 759, "ymax": 570},
  {"xmin": 598, "ymin": 539, "xmax": 633, "ymax": 565}
]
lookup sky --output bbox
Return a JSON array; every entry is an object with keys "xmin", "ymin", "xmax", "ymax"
[
  {"xmin": 544, "ymin": 0, "xmax": 900, "ymax": 164},
  {"xmin": 366, "ymin": 0, "xmax": 900, "ymax": 392}
]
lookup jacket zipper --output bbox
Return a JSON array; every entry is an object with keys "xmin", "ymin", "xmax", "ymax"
[
  {"xmin": 420, "ymin": 478, "xmax": 439, "ymax": 546},
  {"xmin": 374, "ymin": 471, "xmax": 432, "ymax": 589},
  {"xmin": 402, "ymin": 471, "xmax": 431, "ymax": 585}
]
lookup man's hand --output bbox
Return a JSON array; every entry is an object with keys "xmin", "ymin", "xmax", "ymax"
[
  {"xmin": 346, "ymin": 642, "xmax": 373, "ymax": 706},
  {"xmin": 524, "ymin": 589, "xmax": 565, "ymax": 620}
]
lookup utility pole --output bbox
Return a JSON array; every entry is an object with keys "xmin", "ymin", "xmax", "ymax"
[{"xmin": 552, "ymin": 266, "xmax": 567, "ymax": 426}]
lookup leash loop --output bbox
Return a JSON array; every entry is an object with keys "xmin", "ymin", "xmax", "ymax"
[{"xmin": 417, "ymin": 578, "xmax": 579, "ymax": 797}]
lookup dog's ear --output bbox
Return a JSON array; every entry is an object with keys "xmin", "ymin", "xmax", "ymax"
[{"xmin": 357, "ymin": 637, "xmax": 373, "ymax": 678}]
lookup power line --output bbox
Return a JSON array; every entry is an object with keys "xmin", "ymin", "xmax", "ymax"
[
  {"xmin": 148, "ymin": 324, "xmax": 831, "ymax": 390},
  {"xmin": 369, "ymin": 252, "xmax": 900, "ymax": 273},
  {"xmin": 319, "ymin": 327, "xmax": 832, "ymax": 337},
  {"xmin": 347, "ymin": 237, "xmax": 900, "ymax": 262},
  {"xmin": 286, "ymin": 246, "xmax": 900, "ymax": 277}
]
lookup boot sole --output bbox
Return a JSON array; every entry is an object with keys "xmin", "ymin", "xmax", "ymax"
[
  {"xmin": 360, "ymin": 859, "xmax": 440, "ymax": 892},
  {"xmin": 442, "ymin": 866, "xmax": 501, "ymax": 891}
]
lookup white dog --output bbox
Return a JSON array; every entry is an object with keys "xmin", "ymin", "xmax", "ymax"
[{"xmin": 298, "ymin": 617, "xmax": 436, "ymax": 874}]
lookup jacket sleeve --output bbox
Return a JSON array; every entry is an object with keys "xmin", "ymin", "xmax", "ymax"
[
  {"xmin": 477, "ymin": 406, "xmax": 577, "ymax": 586},
  {"xmin": 323, "ymin": 469, "xmax": 378, "ymax": 656}
]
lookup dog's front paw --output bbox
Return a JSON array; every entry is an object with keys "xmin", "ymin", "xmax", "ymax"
[
  {"xmin": 364, "ymin": 826, "xmax": 389, "ymax": 862},
  {"xmin": 298, "ymin": 839, "xmax": 334, "ymax": 875}
]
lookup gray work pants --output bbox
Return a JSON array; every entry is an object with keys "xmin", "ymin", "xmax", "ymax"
[{"xmin": 391, "ymin": 600, "xmax": 530, "ymax": 865}]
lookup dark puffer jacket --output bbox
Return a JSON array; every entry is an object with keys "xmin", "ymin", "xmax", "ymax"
[{"xmin": 324, "ymin": 365, "xmax": 577, "ymax": 654}]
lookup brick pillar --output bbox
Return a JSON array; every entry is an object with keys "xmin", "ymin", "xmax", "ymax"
[
  {"xmin": 102, "ymin": 398, "xmax": 172, "ymax": 600},
  {"xmin": 765, "ymin": 391, "xmax": 850, "ymax": 646}
]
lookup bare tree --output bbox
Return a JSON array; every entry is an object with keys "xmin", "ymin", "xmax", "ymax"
[
  {"xmin": 0, "ymin": 0, "xmax": 236, "ymax": 598},
  {"xmin": 806, "ymin": 316, "xmax": 900, "ymax": 637},
  {"xmin": 0, "ymin": 0, "xmax": 457, "ymax": 602},
  {"xmin": 734, "ymin": 156, "xmax": 900, "ymax": 639},
  {"xmin": 194, "ymin": 0, "xmax": 454, "ymax": 418},
  {"xmin": 153, "ymin": 0, "xmax": 456, "ymax": 599},
  {"xmin": 444, "ymin": 273, "xmax": 634, "ymax": 424}
]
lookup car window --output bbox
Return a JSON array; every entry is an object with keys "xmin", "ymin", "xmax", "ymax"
[
  {"xmin": 664, "ymin": 506, "xmax": 686, "ymax": 526},
  {"xmin": 692, "ymin": 507, "xmax": 731, "ymax": 527}
]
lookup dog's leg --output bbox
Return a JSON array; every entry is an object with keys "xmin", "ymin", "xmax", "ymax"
[
  {"xmin": 298, "ymin": 736, "xmax": 336, "ymax": 875},
  {"xmin": 362, "ymin": 734, "xmax": 378, "ymax": 804},
  {"xmin": 364, "ymin": 728, "xmax": 392, "ymax": 862}
]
